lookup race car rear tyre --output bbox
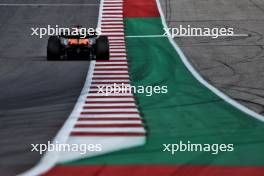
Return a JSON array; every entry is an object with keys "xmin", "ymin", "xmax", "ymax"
[
  {"xmin": 47, "ymin": 36, "xmax": 61, "ymax": 60},
  {"xmin": 95, "ymin": 36, "xmax": 109, "ymax": 60}
]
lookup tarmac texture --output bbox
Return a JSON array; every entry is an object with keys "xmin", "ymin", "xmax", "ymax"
[{"xmin": 0, "ymin": 0, "xmax": 99, "ymax": 175}]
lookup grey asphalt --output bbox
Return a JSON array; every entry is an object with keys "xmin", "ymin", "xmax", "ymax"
[
  {"xmin": 161, "ymin": 0, "xmax": 264, "ymax": 114},
  {"xmin": 0, "ymin": 0, "xmax": 99, "ymax": 175},
  {"xmin": 2, "ymin": 0, "xmax": 264, "ymax": 175}
]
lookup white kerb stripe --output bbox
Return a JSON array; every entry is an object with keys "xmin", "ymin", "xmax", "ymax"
[{"xmin": 72, "ymin": 128, "xmax": 145, "ymax": 133}]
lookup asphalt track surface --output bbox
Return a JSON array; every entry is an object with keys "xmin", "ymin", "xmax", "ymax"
[
  {"xmin": 1, "ymin": 0, "xmax": 264, "ymax": 175},
  {"xmin": 161, "ymin": 0, "xmax": 264, "ymax": 114},
  {"xmin": 0, "ymin": 0, "xmax": 99, "ymax": 175}
]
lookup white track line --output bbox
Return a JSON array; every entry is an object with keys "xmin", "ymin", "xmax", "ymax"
[
  {"xmin": 85, "ymin": 97, "xmax": 134, "ymax": 101},
  {"xmin": 110, "ymin": 58, "xmax": 127, "ymax": 61},
  {"xmin": 95, "ymin": 65, "xmax": 128, "ymax": 68},
  {"xmin": 104, "ymin": 0, "xmax": 123, "ymax": 2},
  {"xmin": 102, "ymin": 32, "xmax": 124, "ymax": 35},
  {"xmin": 101, "ymin": 18, "xmax": 123, "ymax": 20},
  {"xmin": 109, "ymin": 35, "xmax": 125, "ymax": 38},
  {"xmin": 79, "ymin": 114, "xmax": 140, "ymax": 118},
  {"xmin": 103, "ymin": 14, "xmax": 123, "ymax": 17},
  {"xmin": 76, "ymin": 121, "xmax": 142, "ymax": 124},
  {"xmin": 103, "ymin": 4, "xmax": 123, "ymax": 6},
  {"xmin": 101, "ymin": 24, "xmax": 124, "ymax": 27},
  {"xmin": 72, "ymin": 128, "xmax": 144, "ymax": 133},
  {"xmin": 102, "ymin": 21, "xmax": 124, "ymax": 24},
  {"xmin": 103, "ymin": 29, "xmax": 124, "ymax": 32},
  {"xmin": 94, "ymin": 71, "xmax": 128, "ymax": 74},
  {"xmin": 84, "ymin": 103, "xmax": 135, "ymax": 106},
  {"xmin": 103, "ymin": 7, "xmax": 122, "ymax": 9},
  {"xmin": 103, "ymin": 10, "xmax": 122, "ymax": 13},
  {"xmin": 95, "ymin": 62, "xmax": 128, "ymax": 65},
  {"xmin": 109, "ymin": 41, "xmax": 126, "ymax": 43},
  {"xmin": 110, "ymin": 49, "xmax": 126, "ymax": 51},
  {"xmin": 110, "ymin": 46, "xmax": 126, "ymax": 48},
  {"xmin": 82, "ymin": 108, "xmax": 138, "ymax": 112}
]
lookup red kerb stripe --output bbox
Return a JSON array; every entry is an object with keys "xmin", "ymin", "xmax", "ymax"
[
  {"xmin": 70, "ymin": 132, "xmax": 145, "ymax": 136},
  {"xmin": 43, "ymin": 165, "xmax": 264, "ymax": 176},
  {"xmin": 74, "ymin": 124, "xmax": 142, "ymax": 128}
]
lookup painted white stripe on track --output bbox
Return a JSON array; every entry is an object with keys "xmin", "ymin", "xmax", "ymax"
[
  {"xmin": 109, "ymin": 39, "xmax": 125, "ymax": 41},
  {"xmin": 103, "ymin": 10, "xmax": 122, "ymax": 13},
  {"xmin": 109, "ymin": 37, "xmax": 125, "ymax": 40},
  {"xmin": 93, "ymin": 73, "xmax": 129, "ymax": 75},
  {"xmin": 109, "ymin": 45, "xmax": 126, "ymax": 48},
  {"xmin": 95, "ymin": 62, "xmax": 127, "ymax": 65},
  {"xmin": 102, "ymin": 27, "xmax": 124, "ymax": 30},
  {"xmin": 84, "ymin": 103, "xmax": 136, "ymax": 106},
  {"xmin": 104, "ymin": 0, "xmax": 123, "ymax": 2},
  {"xmin": 104, "ymin": 0, "xmax": 123, "ymax": 1},
  {"xmin": 93, "ymin": 72, "xmax": 129, "ymax": 74},
  {"xmin": 94, "ymin": 71, "xmax": 128, "ymax": 74},
  {"xmin": 102, "ymin": 32, "xmax": 124, "ymax": 35},
  {"xmin": 109, "ymin": 43, "xmax": 126, "ymax": 45},
  {"xmin": 109, "ymin": 46, "xmax": 126, "ymax": 48},
  {"xmin": 109, "ymin": 52, "xmax": 126, "ymax": 56},
  {"xmin": 95, "ymin": 66, "xmax": 128, "ymax": 69},
  {"xmin": 103, "ymin": 3, "xmax": 123, "ymax": 6},
  {"xmin": 87, "ymin": 93, "xmax": 133, "ymax": 96},
  {"xmin": 103, "ymin": 29, "xmax": 124, "ymax": 32},
  {"xmin": 101, "ymin": 18, "xmax": 123, "ymax": 20},
  {"xmin": 88, "ymin": 91, "xmax": 132, "ymax": 94},
  {"xmin": 79, "ymin": 114, "xmax": 140, "ymax": 118},
  {"xmin": 84, "ymin": 103, "xmax": 135, "ymax": 106},
  {"xmin": 103, "ymin": 7, "xmax": 122, "ymax": 9},
  {"xmin": 102, "ymin": 15, "xmax": 123, "ymax": 17},
  {"xmin": 72, "ymin": 127, "xmax": 144, "ymax": 132},
  {"xmin": 76, "ymin": 121, "xmax": 142, "ymax": 124},
  {"xmin": 110, "ymin": 54, "xmax": 127, "ymax": 57},
  {"xmin": 109, "ymin": 58, "xmax": 127, "ymax": 61},
  {"xmin": 109, "ymin": 40, "xmax": 125, "ymax": 43},
  {"xmin": 110, "ymin": 49, "xmax": 126, "ymax": 52},
  {"xmin": 90, "ymin": 85, "xmax": 131, "ymax": 88},
  {"xmin": 93, "ymin": 70, "xmax": 128, "ymax": 73},
  {"xmin": 101, "ymin": 24, "xmax": 124, "ymax": 27},
  {"xmin": 81, "ymin": 109, "xmax": 138, "ymax": 112},
  {"xmin": 86, "ymin": 98, "xmax": 135, "ymax": 101},
  {"xmin": 101, "ymin": 21, "xmax": 123, "ymax": 24},
  {"xmin": 93, "ymin": 74, "xmax": 128, "ymax": 77}
]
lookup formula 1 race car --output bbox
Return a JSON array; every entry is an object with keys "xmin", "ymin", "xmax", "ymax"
[{"xmin": 47, "ymin": 29, "xmax": 109, "ymax": 60}]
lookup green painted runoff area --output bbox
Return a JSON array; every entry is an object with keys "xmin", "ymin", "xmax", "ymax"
[{"xmin": 61, "ymin": 17, "xmax": 264, "ymax": 166}]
